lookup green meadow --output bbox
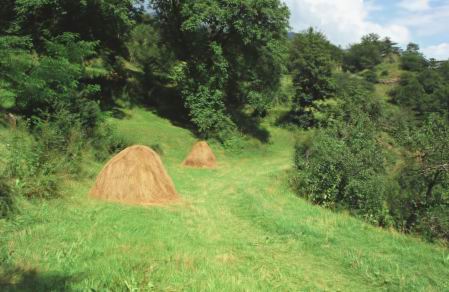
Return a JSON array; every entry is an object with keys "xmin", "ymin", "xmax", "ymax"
[{"xmin": 1, "ymin": 108, "xmax": 448, "ymax": 291}]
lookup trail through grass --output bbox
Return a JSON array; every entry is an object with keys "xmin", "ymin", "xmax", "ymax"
[{"xmin": 1, "ymin": 108, "xmax": 448, "ymax": 291}]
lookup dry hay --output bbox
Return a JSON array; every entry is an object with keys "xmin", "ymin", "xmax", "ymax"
[
  {"xmin": 182, "ymin": 141, "xmax": 217, "ymax": 168},
  {"xmin": 90, "ymin": 145, "xmax": 178, "ymax": 204},
  {"xmin": 3, "ymin": 113, "xmax": 16, "ymax": 129}
]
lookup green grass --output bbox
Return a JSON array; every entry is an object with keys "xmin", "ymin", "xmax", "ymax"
[
  {"xmin": 373, "ymin": 55, "xmax": 405, "ymax": 101},
  {"xmin": 375, "ymin": 55, "xmax": 403, "ymax": 80},
  {"xmin": 1, "ymin": 108, "xmax": 449, "ymax": 291}
]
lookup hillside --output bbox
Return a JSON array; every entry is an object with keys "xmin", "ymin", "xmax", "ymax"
[{"xmin": 1, "ymin": 108, "xmax": 448, "ymax": 291}]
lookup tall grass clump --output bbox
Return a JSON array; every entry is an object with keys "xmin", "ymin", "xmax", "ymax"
[{"xmin": 0, "ymin": 109, "xmax": 126, "ymax": 218}]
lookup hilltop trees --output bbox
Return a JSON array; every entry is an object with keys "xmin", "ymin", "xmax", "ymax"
[
  {"xmin": 401, "ymin": 43, "xmax": 428, "ymax": 72},
  {"xmin": 392, "ymin": 47, "xmax": 449, "ymax": 117},
  {"xmin": 343, "ymin": 34, "xmax": 400, "ymax": 72},
  {"xmin": 150, "ymin": 0, "xmax": 290, "ymax": 140}
]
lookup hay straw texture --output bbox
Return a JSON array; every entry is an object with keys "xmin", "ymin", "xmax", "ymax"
[
  {"xmin": 182, "ymin": 141, "xmax": 217, "ymax": 168},
  {"xmin": 90, "ymin": 145, "xmax": 178, "ymax": 204}
]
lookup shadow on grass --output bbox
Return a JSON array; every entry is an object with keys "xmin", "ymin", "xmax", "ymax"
[
  {"xmin": 0, "ymin": 266, "xmax": 77, "ymax": 292},
  {"xmin": 231, "ymin": 110, "xmax": 271, "ymax": 143},
  {"xmin": 143, "ymin": 88, "xmax": 193, "ymax": 130},
  {"xmin": 102, "ymin": 84, "xmax": 275, "ymax": 143}
]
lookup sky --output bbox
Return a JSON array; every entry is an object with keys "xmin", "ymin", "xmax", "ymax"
[{"xmin": 284, "ymin": 0, "xmax": 449, "ymax": 60}]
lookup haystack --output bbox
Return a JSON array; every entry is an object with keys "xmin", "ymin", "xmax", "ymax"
[
  {"xmin": 90, "ymin": 145, "xmax": 178, "ymax": 204},
  {"xmin": 182, "ymin": 141, "xmax": 217, "ymax": 168}
]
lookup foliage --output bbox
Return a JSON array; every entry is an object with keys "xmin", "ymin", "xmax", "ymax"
[
  {"xmin": 9, "ymin": 0, "xmax": 140, "ymax": 55},
  {"xmin": 151, "ymin": 0, "xmax": 290, "ymax": 140},
  {"xmin": 400, "ymin": 43, "xmax": 428, "ymax": 72},
  {"xmin": 362, "ymin": 69, "xmax": 378, "ymax": 83},
  {"xmin": 0, "ymin": 108, "xmax": 448, "ymax": 291},
  {"xmin": 392, "ymin": 115, "xmax": 449, "ymax": 241},
  {"xmin": 293, "ymin": 110, "xmax": 392, "ymax": 225},
  {"xmin": 343, "ymin": 34, "xmax": 399, "ymax": 72},
  {"xmin": 289, "ymin": 28, "xmax": 335, "ymax": 127},
  {"xmin": 391, "ymin": 67, "xmax": 449, "ymax": 117},
  {"xmin": 125, "ymin": 17, "xmax": 176, "ymax": 101},
  {"xmin": 0, "ymin": 33, "xmax": 102, "ymax": 132}
]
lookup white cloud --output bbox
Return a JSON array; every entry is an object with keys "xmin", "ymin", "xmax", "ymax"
[
  {"xmin": 397, "ymin": 4, "xmax": 449, "ymax": 38},
  {"xmin": 422, "ymin": 43, "xmax": 449, "ymax": 60},
  {"xmin": 284, "ymin": 0, "xmax": 411, "ymax": 47},
  {"xmin": 398, "ymin": 0, "xmax": 430, "ymax": 12}
]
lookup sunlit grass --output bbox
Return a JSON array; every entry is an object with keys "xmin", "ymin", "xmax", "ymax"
[{"xmin": 1, "ymin": 108, "xmax": 448, "ymax": 291}]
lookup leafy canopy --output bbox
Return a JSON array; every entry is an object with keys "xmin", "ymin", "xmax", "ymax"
[{"xmin": 151, "ymin": 0, "xmax": 290, "ymax": 140}]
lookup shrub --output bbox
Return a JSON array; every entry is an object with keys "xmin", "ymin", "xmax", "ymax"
[
  {"xmin": 343, "ymin": 34, "xmax": 383, "ymax": 72},
  {"xmin": 391, "ymin": 115, "xmax": 449, "ymax": 240},
  {"xmin": 362, "ymin": 69, "xmax": 378, "ymax": 83},
  {"xmin": 91, "ymin": 123, "xmax": 130, "ymax": 161},
  {"xmin": 417, "ymin": 205, "xmax": 449, "ymax": 241},
  {"xmin": 400, "ymin": 43, "xmax": 428, "ymax": 72},
  {"xmin": 293, "ymin": 117, "xmax": 394, "ymax": 225}
]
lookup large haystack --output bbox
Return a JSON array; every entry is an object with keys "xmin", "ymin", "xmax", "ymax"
[
  {"xmin": 182, "ymin": 141, "xmax": 217, "ymax": 168},
  {"xmin": 90, "ymin": 145, "xmax": 178, "ymax": 204}
]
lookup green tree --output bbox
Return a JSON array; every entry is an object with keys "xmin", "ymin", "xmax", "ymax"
[
  {"xmin": 391, "ymin": 66, "xmax": 449, "ymax": 117},
  {"xmin": 289, "ymin": 28, "xmax": 335, "ymax": 127},
  {"xmin": 124, "ymin": 15, "xmax": 176, "ymax": 103},
  {"xmin": 401, "ymin": 43, "xmax": 428, "ymax": 72},
  {"xmin": 294, "ymin": 115, "xmax": 392, "ymax": 225},
  {"xmin": 151, "ymin": 0, "xmax": 290, "ymax": 140},
  {"xmin": 343, "ymin": 34, "xmax": 384, "ymax": 72},
  {"xmin": 390, "ymin": 73, "xmax": 426, "ymax": 113},
  {"xmin": 395, "ymin": 115, "xmax": 449, "ymax": 240},
  {"xmin": 9, "ymin": 0, "xmax": 141, "ymax": 55}
]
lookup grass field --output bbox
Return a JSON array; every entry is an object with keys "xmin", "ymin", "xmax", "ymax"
[{"xmin": 1, "ymin": 108, "xmax": 449, "ymax": 291}]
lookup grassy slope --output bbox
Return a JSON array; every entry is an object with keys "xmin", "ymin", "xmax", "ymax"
[{"xmin": 1, "ymin": 108, "xmax": 449, "ymax": 291}]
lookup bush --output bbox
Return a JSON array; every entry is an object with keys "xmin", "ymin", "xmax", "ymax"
[
  {"xmin": 390, "ymin": 115, "xmax": 449, "ymax": 241},
  {"xmin": 362, "ymin": 69, "xmax": 378, "ymax": 83},
  {"xmin": 417, "ymin": 205, "xmax": 449, "ymax": 241},
  {"xmin": 400, "ymin": 43, "xmax": 428, "ymax": 72},
  {"xmin": 293, "ymin": 117, "xmax": 394, "ymax": 225},
  {"xmin": 91, "ymin": 123, "xmax": 130, "ymax": 161},
  {"xmin": 342, "ymin": 34, "xmax": 383, "ymax": 72}
]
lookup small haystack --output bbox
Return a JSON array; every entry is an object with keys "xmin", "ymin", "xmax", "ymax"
[
  {"xmin": 182, "ymin": 141, "xmax": 217, "ymax": 168},
  {"xmin": 90, "ymin": 145, "xmax": 178, "ymax": 204},
  {"xmin": 3, "ymin": 113, "xmax": 16, "ymax": 129}
]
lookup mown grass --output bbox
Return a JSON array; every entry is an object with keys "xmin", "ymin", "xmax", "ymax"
[{"xmin": 1, "ymin": 108, "xmax": 448, "ymax": 291}]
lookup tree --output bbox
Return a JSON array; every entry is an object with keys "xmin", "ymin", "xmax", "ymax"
[
  {"xmin": 395, "ymin": 115, "xmax": 449, "ymax": 240},
  {"xmin": 381, "ymin": 37, "xmax": 400, "ymax": 56},
  {"xmin": 391, "ymin": 73, "xmax": 426, "ymax": 113},
  {"xmin": 343, "ymin": 34, "xmax": 384, "ymax": 72},
  {"xmin": 289, "ymin": 28, "xmax": 335, "ymax": 127},
  {"xmin": 391, "ymin": 67, "xmax": 449, "ymax": 117},
  {"xmin": 10, "ymin": 0, "xmax": 141, "ymax": 56},
  {"xmin": 294, "ymin": 112, "xmax": 391, "ymax": 225},
  {"xmin": 150, "ymin": 0, "xmax": 290, "ymax": 140},
  {"xmin": 401, "ymin": 43, "xmax": 428, "ymax": 72}
]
